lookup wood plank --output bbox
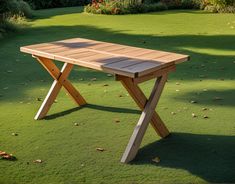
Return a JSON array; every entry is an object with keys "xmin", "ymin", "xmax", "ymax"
[
  {"xmin": 36, "ymin": 56, "xmax": 86, "ymax": 107},
  {"xmin": 105, "ymin": 59, "xmax": 143, "ymax": 69},
  {"xmin": 118, "ymin": 76, "xmax": 170, "ymax": 138},
  {"xmin": 123, "ymin": 61, "xmax": 173, "ymax": 77},
  {"xmin": 20, "ymin": 37, "xmax": 189, "ymax": 78},
  {"xmin": 132, "ymin": 64, "xmax": 176, "ymax": 84},
  {"xmin": 121, "ymin": 74, "xmax": 168, "ymax": 163}
]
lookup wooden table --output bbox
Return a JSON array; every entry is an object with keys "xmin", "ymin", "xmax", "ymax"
[{"xmin": 20, "ymin": 38, "xmax": 189, "ymax": 163}]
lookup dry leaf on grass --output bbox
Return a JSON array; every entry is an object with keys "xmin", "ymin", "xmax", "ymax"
[
  {"xmin": 96, "ymin": 148, "xmax": 105, "ymax": 152},
  {"xmin": 192, "ymin": 113, "xmax": 197, "ymax": 118},
  {"xmin": 152, "ymin": 157, "xmax": 160, "ymax": 163},
  {"xmin": 213, "ymin": 97, "xmax": 223, "ymax": 101},
  {"xmin": 74, "ymin": 123, "xmax": 79, "ymax": 126},
  {"xmin": 203, "ymin": 115, "xmax": 209, "ymax": 119},
  {"xmin": 0, "ymin": 151, "xmax": 16, "ymax": 160},
  {"xmin": 114, "ymin": 118, "xmax": 120, "ymax": 123},
  {"xmin": 33, "ymin": 159, "xmax": 43, "ymax": 163},
  {"xmin": 90, "ymin": 78, "xmax": 97, "ymax": 81}
]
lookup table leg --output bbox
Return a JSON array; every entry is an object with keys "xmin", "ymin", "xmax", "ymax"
[
  {"xmin": 120, "ymin": 74, "xmax": 168, "ymax": 163},
  {"xmin": 34, "ymin": 56, "xmax": 86, "ymax": 120}
]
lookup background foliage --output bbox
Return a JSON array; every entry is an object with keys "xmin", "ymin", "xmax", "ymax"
[
  {"xmin": 84, "ymin": 0, "xmax": 235, "ymax": 14},
  {"xmin": 24, "ymin": 0, "xmax": 90, "ymax": 10}
]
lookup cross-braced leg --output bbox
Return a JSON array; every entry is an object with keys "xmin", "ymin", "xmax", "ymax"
[
  {"xmin": 34, "ymin": 56, "xmax": 86, "ymax": 120},
  {"xmin": 120, "ymin": 74, "xmax": 168, "ymax": 163},
  {"xmin": 119, "ymin": 76, "xmax": 169, "ymax": 138}
]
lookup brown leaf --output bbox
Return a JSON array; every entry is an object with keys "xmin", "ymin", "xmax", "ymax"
[
  {"xmin": 203, "ymin": 115, "xmax": 209, "ymax": 119},
  {"xmin": 0, "ymin": 151, "xmax": 16, "ymax": 160},
  {"xmin": 96, "ymin": 148, "xmax": 105, "ymax": 152},
  {"xmin": 36, "ymin": 97, "xmax": 42, "ymax": 101},
  {"xmin": 90, "ymin": 78, "xmax": 97, "ymax": 81},
  {"xmin": 33, "ymin": 159, "xmax": 43, "ymax": 163},
  {"xmin": 114, "ymin": 118, "xmax": 120, "ymax": 123},
  {"xmin": 213, "ymin": 97, "xmax": 223, "ymax": 101},
  {"xmin": 152, "ymin": 157, "xmax": 160, "ymax": 163},
  {"xmin": 12, "ymin": 133, "xmax": 18, "ymax": 136},
  {"xmin": 74, "ymin": 123, "xmax": 79, "ymax": 126}
]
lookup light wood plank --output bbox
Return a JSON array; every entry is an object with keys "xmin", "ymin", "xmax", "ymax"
[
  {"xmin": 118, "ymin": 75, "xmax": 170, "ymax": 138},
  {"xmin": 121, "ymin": 74, "xmax": 168, "ymax": 163}
]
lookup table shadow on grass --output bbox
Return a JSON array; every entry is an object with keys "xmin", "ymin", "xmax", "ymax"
[
  {"xmin": 173, "ymin": 89, "xmax": 235, "ymax": 107},
  {"xmin": 132, "ymin": 132, "xmax": 235, "ymax": 183},
  {"xmin": 44, "ymin": 103, "xmax": 140, "ymax": 120}
]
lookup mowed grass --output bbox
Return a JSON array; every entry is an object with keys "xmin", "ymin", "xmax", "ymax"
[{"xmin": 0, "ymin": 7, "xmax": 235, "ymax": 184}]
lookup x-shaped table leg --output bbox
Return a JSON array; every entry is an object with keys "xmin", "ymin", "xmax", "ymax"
[
  {"xmin": 34, "ymin": 56, "xmax": 86, "ymax": 120},
  {"xmin": 119, "ymin": 74, "xmax": 169, "ymax": 163}
]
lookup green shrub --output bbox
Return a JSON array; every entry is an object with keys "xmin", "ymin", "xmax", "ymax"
[
  {"xmin": 25, "ymin": 0, "xmax": 90, "ymax": 10},
  {"xmin": 18, "ymin": 0, "xmax": 33, "ymax": 18},
  {"xmin": 84, "ymin": 0, "xmax": 167, "ymax": 14},
  {"xmin": 0, "ymin": 0, "xmax": 32, "ymax": 38},
  {"xmin": 202, "ymin": 0, "xmax": 235, "ymax": 12}
]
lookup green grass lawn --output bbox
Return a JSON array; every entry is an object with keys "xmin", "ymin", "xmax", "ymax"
[{"xmin": 0, "ymin": 7, "xmax": 235, "ymax": 184}]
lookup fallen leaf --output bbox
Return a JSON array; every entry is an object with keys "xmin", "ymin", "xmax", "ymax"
[
  {"xmin": 0, "ymin": 151, "xmax": 16, "ymax": 160},
  {"xmin": 175, "ymin": 89, "xmax": 180, "ymax": 92},
  {"xmin": 176, "ymin": 82, "xmax": 180, "ymax": 85},
  {"xmin": 54, "ymin": 99, "xmax": 58, "ymax": 103},
  {"xmin": 114, "ymin": 118, "xmax": 120, "ymax": 123},
  {"xmin": 74, "ymin": 123, "xmax": 79, "ymax": 126},
  {"xmin": 192, "ymin": 113, "xmax": 197, "ymax": 118},
  {"xmin": 36, "ymin": 97, "xmax": 42, "ymax": 101},
  {"xmin": 171, "ymin": 112, "xmax": 176, "ymax": 115},
  {"xmin": 203, "ymin": 115, "xmax": 209, "ymax": 119},
  {"xmin": 202, "ymin": 108, "xmax": 208, "ymax": 111},
  {"xmin": 90, "ymin": 78, "xmax": 97, "ymax": 81},
  {"xmin": 12, "ymin": 133, "xmax": 18, "ymax": 136},
  {"xmin": 190, "ymin": 100, "xmax": 197, "ymax": 104},
  {"xmin": 152, "ymin": 157, "xmax": 160, "ymax": 163},
  {"xmin": 213, "ymin": 97, "xmax": 223, "ymax": 101},
  {"xmin": 33, "ymin": 159, "xmax": 42, "ymax": 163},
  {"xmin": 96, "ymin": 148, "xmax": 105, "ymax": 152}
]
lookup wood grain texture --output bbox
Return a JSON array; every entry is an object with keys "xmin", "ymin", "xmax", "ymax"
[
  {"xmin": 120, "ymin": 74, "xmax": 168, "ymax": 163},
  {"xmin": 21, "ymin": 38, "xmax": 189, "ymax": 78},
  {"xmin": 34, "ymin": 57, "xmax": 86, "ymax": 119}
]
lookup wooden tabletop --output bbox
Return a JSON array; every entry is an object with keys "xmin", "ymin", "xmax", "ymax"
[{"xmin": 20, "ymin": 38, "xmax": 189, "ymax": 78}]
